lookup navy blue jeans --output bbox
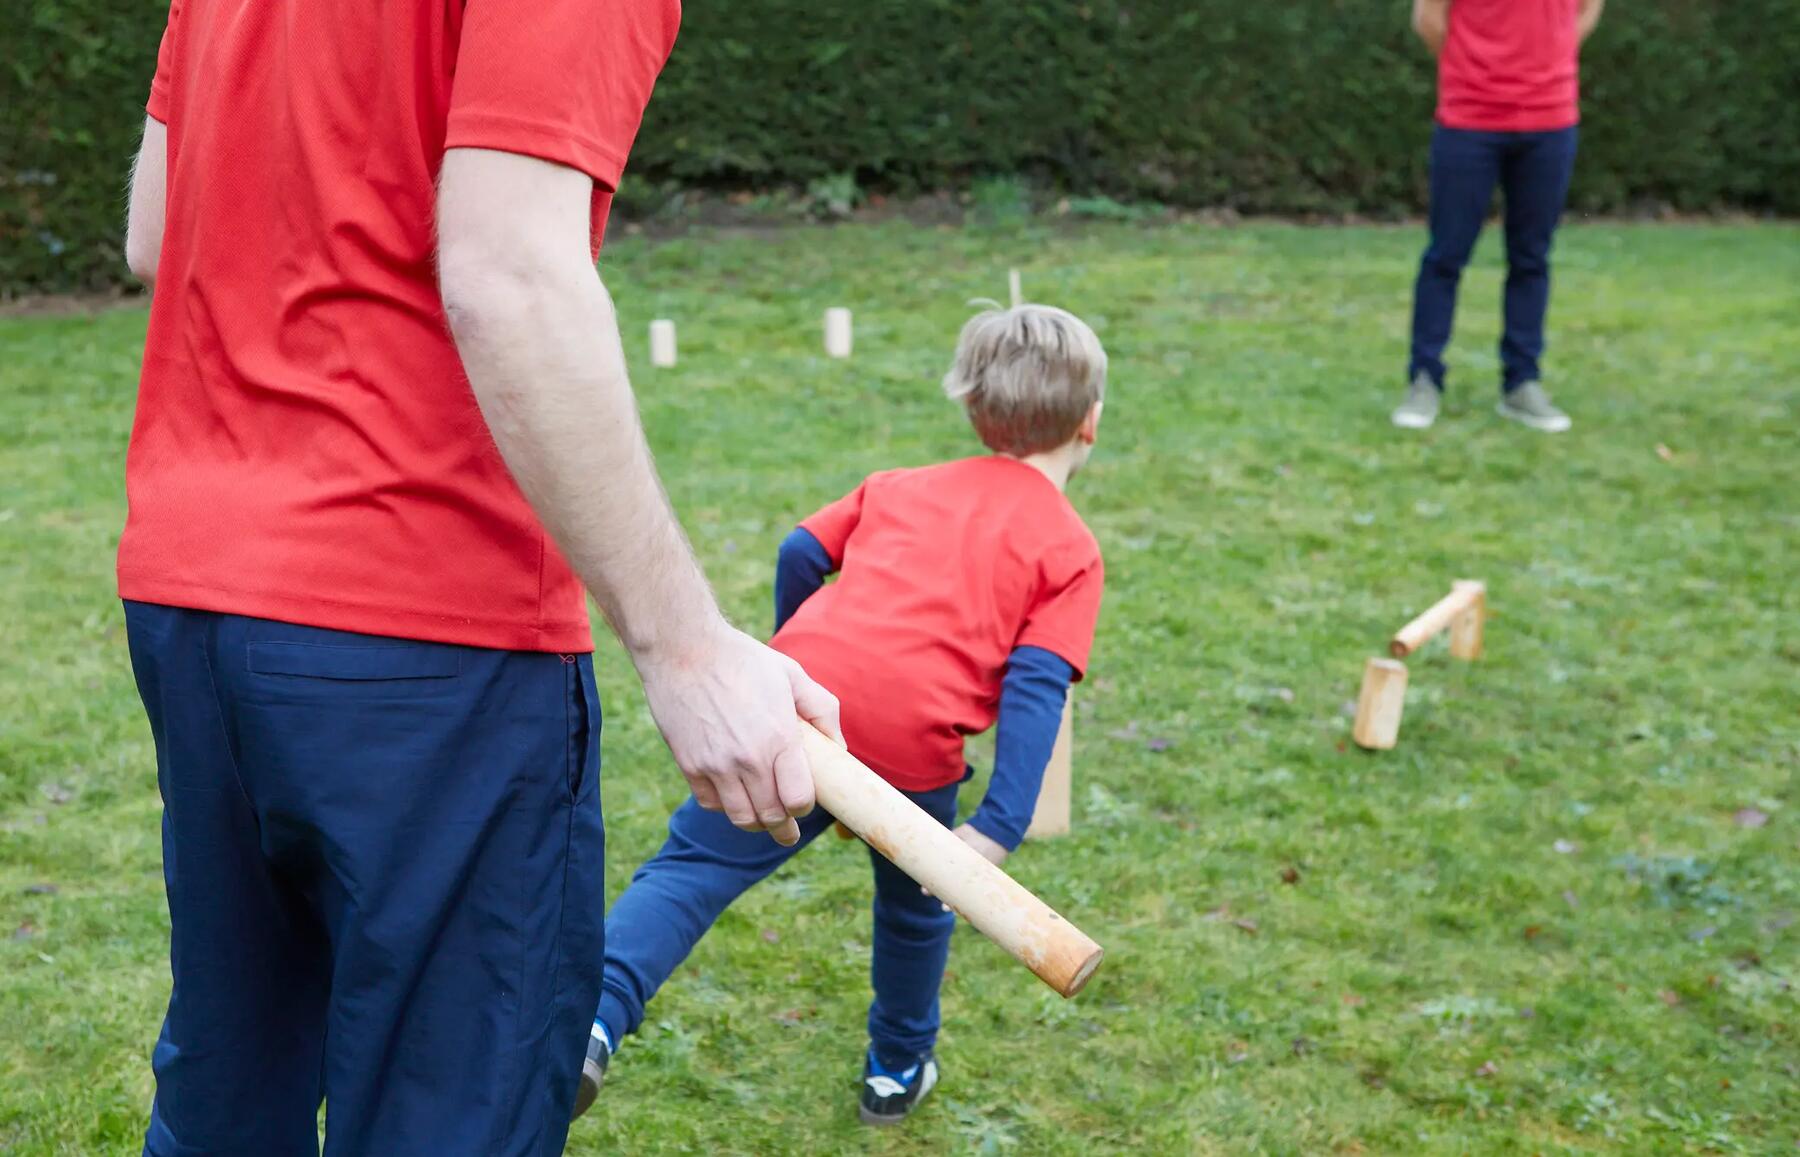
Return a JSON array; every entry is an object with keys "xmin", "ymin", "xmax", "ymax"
[
  {"xmin": 597, "ymin": 782, "xmax": 961, "ymax": 1069},
  {"xmin": 124, "ymin": 602, "xmax": 604, "ymax": 1157},
  {"xmin": 1409, "ymin": 124, "xmax": 1579, "ymax": 393}
]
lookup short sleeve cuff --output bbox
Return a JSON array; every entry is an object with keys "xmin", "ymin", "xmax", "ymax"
[
  {"xmin": 795, "ymin": 515, "xmax": 842, "ymax": 565},
  {"xmin": 444, "ymin": 111, "xmax": 629, "ymax": 191},
  {"xmin": 1011, "ymin": 632, "xmax": 1089, "ymax": 680}
]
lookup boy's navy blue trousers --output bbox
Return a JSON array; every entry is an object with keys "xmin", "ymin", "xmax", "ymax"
[
  {"xmin": 1409, "ymin": 124, "xmax": 1579, "ymax": 393},
  {"xmin": 597, "ymin": 781, "xmax": 961, "ymax": 1069},
  {"xmin": 125, "ymin": 601, "xmax": 605, "ymax": 1157}
]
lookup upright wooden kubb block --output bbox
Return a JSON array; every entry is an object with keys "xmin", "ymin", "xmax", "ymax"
[
  {"xmin": 1447, "ymin": 580, "xmax": 1486, "ymax": 659},
  {"xmin": 1026, "ymin": 698, "xmax": 1074, "ymax": 839},
  {"xmin": 648, "ymin": 319, "xmax": 677, "ymax": 368},
  {"xmin": 824, "ymin": 307, "xmax": 853, "ymax": 358},
  {"xmin": 1352, "ymin": 657, "xmax": 1409, "ymax": 750}
]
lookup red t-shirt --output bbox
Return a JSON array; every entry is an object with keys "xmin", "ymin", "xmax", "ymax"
[
  {"xmin": 118, "ymin": 0, "xmax": 681, "ymax": 651},
  {"xmin": 772, "ymin": 457, "xmax": 1105, "ymax": 792},
  {"xmin": 1437, "ymin": 0, "xmax": 1580, "ymax": 132}
]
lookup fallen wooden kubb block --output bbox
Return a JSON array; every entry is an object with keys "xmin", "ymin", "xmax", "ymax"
[
  {"xmin": 1353, "ymin": 580, "xmax": 1486, "ymax": 750},
  {"xmin": 803, "ymin": 725, "xmax": 1103, "ymax": 997}
]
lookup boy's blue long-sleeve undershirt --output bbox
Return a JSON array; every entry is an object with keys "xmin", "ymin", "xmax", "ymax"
[
  {"xmin": 773, "ymin": 527, "xmax": 836, "ymax": 632},
  {"xmin": 772, "ymin": 526, "xmax": 1072, "ymax": 852}
]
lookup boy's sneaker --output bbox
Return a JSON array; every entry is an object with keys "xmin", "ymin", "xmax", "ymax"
[
  {"xmin": 1391, "ymin": 374, "xmax": 1441, "ymax": 429},
  {"xmin": 858, "ymin": 1049, "xmax": 939, "ymax": 1126},
  {"xmin": 1497, "ymin": 381, "xmax": 1572, "ymax": 432},
  {"xmin": 571, "ymin": 1023, "xmax": 611, "ymax": 1121}
]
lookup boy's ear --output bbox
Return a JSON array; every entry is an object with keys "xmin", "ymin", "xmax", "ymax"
[{"xmin": 1078, "ymin": 401, "xmax": 1103, "ymax": 445}]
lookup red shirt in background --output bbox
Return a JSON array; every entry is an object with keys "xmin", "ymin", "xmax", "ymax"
[
  {"xmin": 1437, "ymin": 0, "xmax": 1581, "ymax": 132},
  {"xmin": 773, "ymin": 457, "xmax": 1105, "ymax": 792},
  {"xmin": 119, "ymin": 0, "xmax": 681, "ymax": 652}
]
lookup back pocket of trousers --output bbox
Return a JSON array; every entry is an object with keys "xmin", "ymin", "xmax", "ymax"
[{"xmin": 247, "ymin": 641, "xmax": 462, "ymax": 681}]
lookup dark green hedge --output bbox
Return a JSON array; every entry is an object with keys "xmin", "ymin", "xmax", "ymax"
[{"xmin": 5, "ymin": 0, "xmax": 1796, "ymax": 294}]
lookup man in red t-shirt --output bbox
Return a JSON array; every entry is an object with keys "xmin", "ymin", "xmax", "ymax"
[
  {"xmin": 581, "ymin": 305, "xmax": 1107, "ymax": 1126},
  {"xmin": 119, "ymin": 0, "xmax": 840, "ymax": 1150},
  {"xmin": 1392, "ymin": 0, "xmax": 1606, "ymax": 434}
]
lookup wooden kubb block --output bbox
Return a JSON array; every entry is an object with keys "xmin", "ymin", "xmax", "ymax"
[
  {"xmin": 1359, "ymin": 579, "xmax": 1485, "ymax": 750},
  {"xmin": 1026, "ymin": 699, "xmax": 1075, "ymax": 839},
  {"xmin": 1352, "ymin": 657, "xmax": 1408, "ymax": 750}
]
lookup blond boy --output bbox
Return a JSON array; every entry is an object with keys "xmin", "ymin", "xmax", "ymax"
[{"xmin": 577, "ymin": 306, "xmax": 1108, "ymax": 1124}]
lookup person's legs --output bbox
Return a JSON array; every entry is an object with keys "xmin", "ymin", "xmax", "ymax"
[
  {"xmin": 865, "ymin": 783, "xmax": 960, "ymax": 1067},
  {"xmin": 596, "ymin": 796, "xmax": 834, "ymax": 1044},
  {"xmin": 1499, "ymin": 126, "xmax": 1579, "ymax": 392},
  {"xmin": 1408, "ymin": 126, "xmax": 1504, "ymax": 391},
  {"xmin": 126, "ymin": 602, "xmax": 330, "ymax": 1157},
  {"xmin": 211, "ymin": 616, "xmax": 604, "ymax": 1157}
]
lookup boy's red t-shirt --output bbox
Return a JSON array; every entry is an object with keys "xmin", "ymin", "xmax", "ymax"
[
  {"xmin": 1437, "ymin": 0, "xmax": 1581, "ymax": 132},
  {"xmin": 772, "ymin": 457, "xmax": 1104, "ymax": 792},
  {"xmin": 118, "ymin": 0, "xmax": 680, "ymax": 651}
]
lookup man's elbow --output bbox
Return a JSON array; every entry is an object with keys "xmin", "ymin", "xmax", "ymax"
[
  {"xmin": 1412, "ymin": 2, "xmax": 1446, "ymax": 46},
  {"xmin": 438, "ymin": 237, "xmax": 600, "ymax": 345},
  {"xmin": 125, "ymin": 233, "xmax": 159, "ymax": 285}
]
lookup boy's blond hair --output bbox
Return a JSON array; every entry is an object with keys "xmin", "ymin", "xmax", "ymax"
[{"xmin": 941, "ymin": 304, "xmax": 1107, "ymax": 456}]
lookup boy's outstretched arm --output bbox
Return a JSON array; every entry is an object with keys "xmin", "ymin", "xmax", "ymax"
[
  {"xmin": 965, "ymin": 646, "xmax": 1076, "ymax": 856},
  {"xmin": 773, "ymin": 526, "xmax": 835, "ymax": 632}
]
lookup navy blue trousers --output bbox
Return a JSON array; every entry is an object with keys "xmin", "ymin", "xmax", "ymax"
[
  {"xmin": 597, "ymin": 782, "xmax": 960, "ymax": 1069},
  {"xmin": 1409, "ymin": 124, "xmax": 1579, "ymax": 393},
  {"xmin": 124, "ymin": 602, "xmax": 604, "ymax": 1157}
]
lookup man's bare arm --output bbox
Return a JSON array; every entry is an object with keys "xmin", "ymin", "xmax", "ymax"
[
  {"xmin": 1578, "ymin": 0, "xmax": 1605, "ymax": 43},
  {"xmin": 436, "ymin": 147, "xmax": 839, "ymax": 845},
  {"xmin": 125, "ymin": 117, "xmax": 167, "ymax": 285},
  {"xmin": 1413, "ymin": 0, "xmax": 1451, "ymax": 57}
]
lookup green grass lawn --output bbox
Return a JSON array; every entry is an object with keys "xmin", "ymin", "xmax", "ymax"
[{"xmin": 2, "ymin": 220, "xmax": 1796, "ymax": 1155}]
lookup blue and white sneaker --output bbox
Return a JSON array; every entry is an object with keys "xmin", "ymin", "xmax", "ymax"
[
  {"xmin": 571, "ymin": 1021, "xmax": 612, "ymax": 1121},
  {"xmin": 858, "ymin": 1048, "xmax": 938, "ymax": 1125}
]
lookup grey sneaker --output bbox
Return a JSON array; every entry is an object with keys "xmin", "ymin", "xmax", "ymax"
[
  {"xmin": 571, "ymin": 1023, "xmax": 610, "ymax": 1120},
  {"xmin": 1497, "ymin": 381, "xmax": 1572, "ymax": 433},
  {"xmin": 1391, "ymin": 374, "xmax": 1441, "ymax": 429}
]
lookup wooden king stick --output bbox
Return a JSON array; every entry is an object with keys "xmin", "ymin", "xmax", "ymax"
[{"xmin": 801, "ymin": 726, "xmax": 1104, "ymax": 998}]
